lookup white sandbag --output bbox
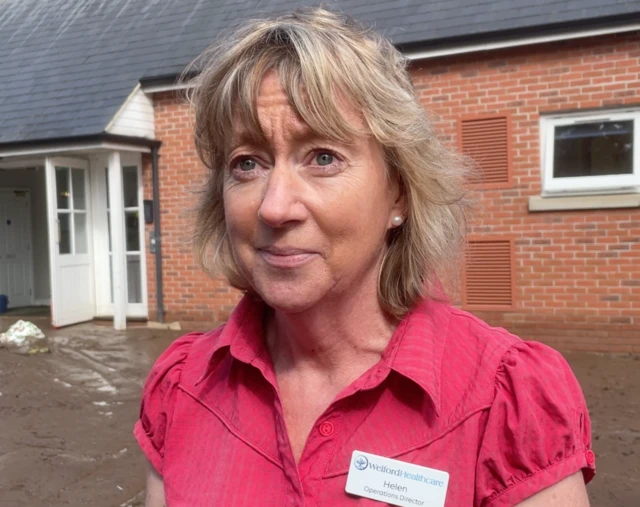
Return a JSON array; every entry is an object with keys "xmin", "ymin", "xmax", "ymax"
[{"xmin": 0, "ymin": 319, "xmax": 46, "ymax": 348}]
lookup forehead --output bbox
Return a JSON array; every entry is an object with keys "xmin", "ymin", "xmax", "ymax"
[
  {"xmin": 256, "ymin": 71, "xmax": 290, "ymax": 109},
  {"xmin": 229, "ymin": 70, "xmax": 366, "ymax": 146},
  {"xmin": 230, "ymin": 73, "xmax": 310, "ymax": 144}
]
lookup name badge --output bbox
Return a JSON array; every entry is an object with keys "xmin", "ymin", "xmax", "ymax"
[{"xmin": 345, "ymin": 450, "xmax": 449, "ymax": 507}]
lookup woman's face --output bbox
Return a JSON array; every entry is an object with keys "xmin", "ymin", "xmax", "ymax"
[{"xmin": 223, "ymin": 71, "xmax": 403, "ymax": 313}]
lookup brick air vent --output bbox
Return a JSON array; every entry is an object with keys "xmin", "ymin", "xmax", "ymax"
[
  {"xmin": 464, "ymin": 239, "xmax": 514, "ymax": 308},
  {"xmin": 460, "ymin": 116, "xmax": 510, "ymax": 185}
]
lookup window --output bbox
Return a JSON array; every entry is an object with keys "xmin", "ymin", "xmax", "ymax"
[
  {"xmin": 463, "ymin": 239, "xmax": 514, "ymax": 310},
  {"xmin": 542, "ymin": 110, "xmax": 640, "ymax": 194},
  {"xmin": 459, "ymin": 115, "xmax": 511, "ymax": 187},
  {"xmin": 105, "ymin": 166, "xmax": 144, "ymax": 304},
  {"xmin": 55, "ymin": 167, "xmax": 88, "ymax": 255}
]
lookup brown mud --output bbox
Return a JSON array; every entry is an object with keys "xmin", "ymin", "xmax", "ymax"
[{"xmin": 0, "ymin": 317, "xmax": 638, "ymax": 506}]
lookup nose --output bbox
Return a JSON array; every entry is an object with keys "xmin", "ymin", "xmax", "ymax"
[{"xmin": 258, "ymin": 164, "xmax": 307, "ymax": 228}]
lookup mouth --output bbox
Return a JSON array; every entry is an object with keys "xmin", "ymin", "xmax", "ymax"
[{"xmin": 257, "ymin": 247, "xmax": 318, "ymax": 268}]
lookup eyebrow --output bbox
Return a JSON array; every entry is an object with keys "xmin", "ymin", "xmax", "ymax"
[
  {"xmin": 228, "ymin": 130, "xmax": 258, "ymax": 151},
  {"xmin": 228, "ymin": 124, "xmax": 339, "ymax": 153}
]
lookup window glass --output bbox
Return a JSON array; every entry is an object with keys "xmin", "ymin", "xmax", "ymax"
[
  {"xmin": 123, "ymin": 166, "xmax": 138, "ymax": 208},
  {"xmin": 553, "ymin": 120, "xmax": 633, "ymax": 178},
  {"xmin": 125, "ymin": 210, "xmax": 140, "ymax": 252},
  {"xmin": 58, "ymin": 213, "xmax": 71, "ymax": 254},
  {"xmin": 103, "ymin": 164, "xmax": 144, "ymax": 307},
  {"xmin": 56, "ymin": 168, "xmax": 70, "ymax": 209},
  {"xmin": 74, "ymin": 213, "xmax": 88, "ymax": 254},
  {"xmin": 127, "ymin": 255, "xmax": 142, "ymax": 303},
  {"xmin": 72, "ymin": 169, "xmax": 86, "ymax": 210}
]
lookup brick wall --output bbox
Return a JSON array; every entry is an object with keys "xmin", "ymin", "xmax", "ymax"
[
  {"xmin": 143, "ymin": 92, "xmax": 242, "ymax": 328},
  {"xmin": 145, "ymin": 32, "xmax": 640, "ymax": 351},
  {"xmin": 413, "ymin": 32, "xmax": 640, "ymax": 352}
]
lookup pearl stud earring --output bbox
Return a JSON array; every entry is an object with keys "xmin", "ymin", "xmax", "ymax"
[{"xmin": 392, "ymin": 216, "xmax": 403, "ymax": 227}]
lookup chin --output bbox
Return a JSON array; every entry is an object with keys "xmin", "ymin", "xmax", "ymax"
[{"xmin": 253, "ymin": 279, "xmax": 326, "ymax": 314}]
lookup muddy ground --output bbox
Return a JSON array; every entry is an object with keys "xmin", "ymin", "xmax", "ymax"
[{"xmin": 0, "ymin": 317, "xmax": 638, "ymax": 506}]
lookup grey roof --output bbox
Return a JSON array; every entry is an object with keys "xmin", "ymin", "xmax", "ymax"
[{"xmin": 1, "ymin": 0, "xmax": 640, "ymax": 146}]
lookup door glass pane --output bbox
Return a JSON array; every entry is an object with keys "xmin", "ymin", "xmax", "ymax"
[
  {"xmin": 109, "ymin": 255, "xmax": 114, "ymax": 303},
  {"xmin": 105, "ymin": 168, "xmax": 110, "ymax": 209},
  {"xmin": 58, "ymin": 213, "xmax": 71, "ymax": 254},
  {"xmin": 72, "ymin": 169, "xmax": 86, "ymax": 210},
  {"xmin": 123, "ymin": 166, "xmax": 138, "ymax": 208},
  {"xmin": 107, "ymin": 212, "xmax": 112, "ymax": 252},
  {"xmin": 125, "ymin": 210, "xmax": 140, "ymax": 251},
  {"xmin": 127, "ymin": 255, "xmax": 142, "ymax": 303},
  {"xmin": 554, "ymin": 120, "xmax": 633, "ymax": 178},
  {"xmin": 74, "ymin": 213, "xmax": 88, "ymax": 254},
  {"xmin": 56, "ymin": 168, "xmax": 70, "ymax": 209}
]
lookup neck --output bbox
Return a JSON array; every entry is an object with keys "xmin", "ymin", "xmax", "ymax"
[{"xmin": 265, "ymin": 269, "xmax": 398, "ymax": 377}]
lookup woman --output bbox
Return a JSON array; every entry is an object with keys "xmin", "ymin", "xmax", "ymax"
[{"xmin": 136, "ymin": 8, "xmax": 595, "ymax": 506}]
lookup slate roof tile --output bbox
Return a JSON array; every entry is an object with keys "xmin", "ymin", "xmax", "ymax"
[{"xmin": 1, "ymin": 0, "xmax": 638, "ymax": 145}]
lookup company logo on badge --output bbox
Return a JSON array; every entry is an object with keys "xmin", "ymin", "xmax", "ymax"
[{"xmin": 354, "ymin": 455, "xmax": 369, "ymax": 470}]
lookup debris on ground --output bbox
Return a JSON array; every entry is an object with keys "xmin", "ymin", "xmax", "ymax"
[
  {"xmin": 146, "ymin": 321, "xmax": 181, "ymax": 331},
  {"xmin": 0, "ymin": 319, "xmax": 50, "ymax": 354}
]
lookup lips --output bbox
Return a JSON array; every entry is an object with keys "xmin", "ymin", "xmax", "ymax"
[
  {"xmin": 259, "ymin": 246, "xmax": 313, "ymax": 255},
  {"xmin": 257, "ymin": 246, "xmax": 318, "ymax": 268}
]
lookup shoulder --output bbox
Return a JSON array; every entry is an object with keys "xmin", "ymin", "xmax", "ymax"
[
  {"xmin": 495, "ymin": 339, "xmax": 582, "ymax": 393},
  {"xmin": 447, "ymin": 305, "xmax": 520, "ymax": 354},
  {"xmin": 473, "ymin": 337, "xmax": 594, "ymax": 505},
  {"xmin": 489, "ymin": 339, "xmax": 591, "ymax": 446},
  {"xmin": 145, "ymin": 332, "xmax": 200, "ymax": 385},
  {"xmin": 436, "ymin": 307, "xmax": 594, "ymax": 504},
  {"xmin": 437, "ymin": 306, "xmax": 587, "ymax": 419},
  {"xmin": 143, "ymin": 325, "xmax": 229, "ymax": 390},
  {"xmin": 441, "ymin": 302, "xmax": 589, "ymax": 421},
  {"xmin": 437, "ymin": 306, "xmax": 521, "ymax": 414},
  {"xmin": 134, "ymin": 326, "xmax": 228, "ymax": 474},
  {"xmin": 445, "ymin": 306, "xmax": 583, "ymax": 401},
  {"xmin": 139, "ymin": 323, "xmax": 232, "ymax": 410}
]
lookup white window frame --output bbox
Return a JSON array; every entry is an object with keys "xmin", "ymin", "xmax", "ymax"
[{"xmin": 541, "ymin": 109, "xmax": 640, "ymax": 195}]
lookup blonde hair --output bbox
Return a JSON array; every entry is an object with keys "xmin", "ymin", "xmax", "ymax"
[{"xmin": 185, "ymin": 7, "xmax": 471, "ymax": 317}]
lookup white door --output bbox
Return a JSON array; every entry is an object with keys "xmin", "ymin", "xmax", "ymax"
[
  {"xmin": 91, "ymin": 152, "xmax": 148, "ymax": 318},
  {"xmin": 0, "ymin": 190, "xmax": 33, "ymax": 308},
  {"xmin": 45, "ymin": 157, "xmax": 95, "ymax": 327}
]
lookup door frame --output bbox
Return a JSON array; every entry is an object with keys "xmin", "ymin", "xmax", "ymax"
[{"xmin": 0, "ymin": 188, "xmax": 35, "ymax": 307}]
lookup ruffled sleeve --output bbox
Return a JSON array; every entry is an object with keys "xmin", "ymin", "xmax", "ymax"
[
  {"xmin": 475, "ymin": 341, "xmax": 595, "ymax": 507},
  {"xmin": 133, "ymin": 332, "xmax": 200, "ymax": 475}
]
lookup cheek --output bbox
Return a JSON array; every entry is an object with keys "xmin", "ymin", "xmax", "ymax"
[
  {"xmin": 315, "ymin": 179, "xmax": 392, "ymax": 252},
  {"xmin": 341, "ymin": 172, "xmax": 394, "ymax": 223},
  {"xmin": 223, "ymin": 188, "xmax": 260, "ymax": 243}
]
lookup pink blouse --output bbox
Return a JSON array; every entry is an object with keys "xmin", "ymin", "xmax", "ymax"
[{"xmin": 135, "ymin": 295, "xmax": 595, "ymax": 506}]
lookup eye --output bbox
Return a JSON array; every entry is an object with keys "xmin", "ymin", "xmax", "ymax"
[
  {"xmin": 237, "ymin": 158, "xmax": 257, "ymax": 171},
  {"xmin": 315, "ymin": 152, "xmax": 335, "ymax": 166}
]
